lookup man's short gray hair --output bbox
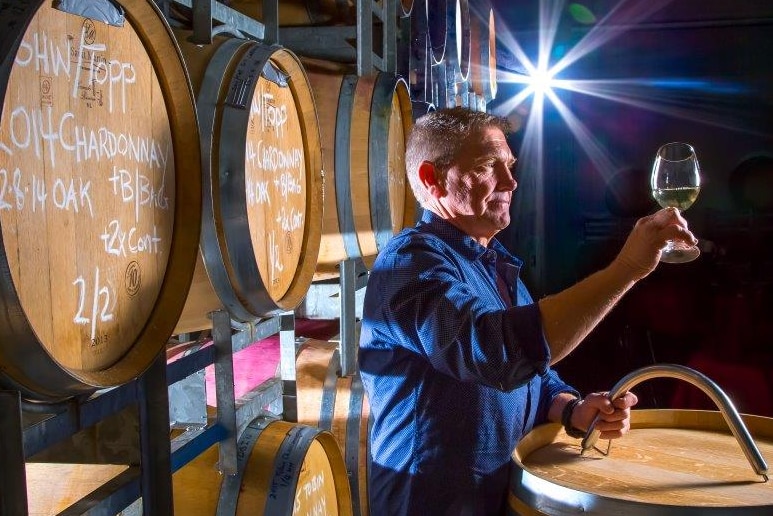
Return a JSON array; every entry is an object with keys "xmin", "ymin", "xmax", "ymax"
[{"xmin": 405, "ymin": 107, "xmax": 511, "ymax": 206}]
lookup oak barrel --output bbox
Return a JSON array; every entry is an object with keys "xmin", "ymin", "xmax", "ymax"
[
  {"xmin": 469, "ymin": 2, "xmax": 497, "ymax": 103},
  {"xmin": 302, "ymin": 60, "xmax": 415, "ymax": 280},
  {"xmin": 173, "ymin": 416, "xmax": 354, "ymax": 515},
  {"xmin": 430, "ymin": 60, "xmax": 449, "ymax": 109},
  {"xmin": 0, "ymin": 0, "xmax": 201, "ymax": 400},
  {"xmin": 172, "ymin": 33, "xmax": 324, "ymax": 333},
  {"xmin": 510, "ymin": 409, "xmax": 773, "ymax": 515},
  {"xmin": 444, "ymin": 0, "xmax": 472, "ymax": 84},
  {"xmin": 296, "ymin": 339, "xmax": 371, "ymax": 516},
  {"xmin": 408, "ymin": 0, "xmax": 432, "ymax": 102},
  {"xmin": 426, "ymin": 0, "xmax": 450, "ymax": 64}
]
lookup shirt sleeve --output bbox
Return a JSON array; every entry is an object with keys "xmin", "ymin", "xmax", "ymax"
[
  {"xmin": 362, "ymin": 233, "xmax": 551, "ymax": 391},
  {"xmin": 535, "ymin": 368, "xmax": 581, "ymax": 425}
]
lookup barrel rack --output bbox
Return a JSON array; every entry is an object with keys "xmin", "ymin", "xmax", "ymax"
[
  {"xmin": 1, "ymin": 310, "xmax": 287, "ymax": 515},
  {"xmin": 0, "ymin": 0, "xmax": 388, "ymax": 513}
]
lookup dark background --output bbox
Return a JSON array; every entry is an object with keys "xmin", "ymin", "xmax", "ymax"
[{"xmin": 489, "ymin": 0, "xmax": 773, "ymax": 415}]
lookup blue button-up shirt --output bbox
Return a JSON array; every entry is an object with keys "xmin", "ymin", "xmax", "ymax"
[{"xmin": 359, "ymin": 211, "xmax": 578, "ymax": 515}]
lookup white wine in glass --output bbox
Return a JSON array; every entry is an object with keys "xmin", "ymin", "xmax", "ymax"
[{"xmin": 650, "ymin": 142, "xmax": 701, "ymax": 263}]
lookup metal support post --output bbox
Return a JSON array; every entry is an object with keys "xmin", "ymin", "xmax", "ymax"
[
  {"xmin": 384, "ymin": 0, "xmax": 397, "ymax": 73},
  {"xmin": 339, "ymin": 258, "xmax": 358, "ymax": 377},
  {"xmin": 172, "ymin": 0, "xmax": 266, "ymax": 40},
  {"xmin": 262, "ymin": 0, "xmax": 279, "ymax": 44},
  {"xmin": 191, "ymin": 0, "xmax": 213, "ymax": 44},
  {"xmin": 396, "ymin": 8, "xmax": 411, "ymax": 80},
  {"xmin": 356, "ymin": 0, "xmax": 374, "ymax": 75},
  {"xmin": 279, "ymin": 312, "xmax": 298, "ymax": 422},
  {"xmin": 137, "ymin": 352, "xmax": 174, "ymax": 515},
  {"xmin": 212, "ymin": 310, "xmax": 238, "ymax": 475},
  {"xmin": 0, "ymin": 391, "xmax": 27, "ymax": 515}
]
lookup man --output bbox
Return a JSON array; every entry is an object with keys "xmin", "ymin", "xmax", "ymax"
[{"xmin": 358, "ymin": 107, "xmax": 698, "ymax": 515}]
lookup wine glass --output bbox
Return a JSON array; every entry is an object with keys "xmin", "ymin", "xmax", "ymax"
[{"xmin": 650, "ymin": 142, "xmax": 701, "ymax": 263}]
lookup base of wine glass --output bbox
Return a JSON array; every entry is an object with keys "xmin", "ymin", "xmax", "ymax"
[{"xmin": 660, "ymin": 241, "xmax": 700, "ymax": 263}]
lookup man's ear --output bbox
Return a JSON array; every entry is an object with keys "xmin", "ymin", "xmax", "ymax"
[{"xmin": 418, "ymin": 161, "xmax": 445, "ymax": 198}]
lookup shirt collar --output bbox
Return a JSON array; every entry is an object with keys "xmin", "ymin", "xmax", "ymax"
[{"xmin": 418, "ymin": 209, "xmax": 523, "ymax": 267}]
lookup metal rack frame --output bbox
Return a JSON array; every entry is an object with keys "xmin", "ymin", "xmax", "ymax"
[
  {"xmin": 1, "ymin": 355, "xmax": 173, "ymax": 514},
  {"xmin": 0, "ymin": 0, "xmax": 395, "ymax": 511},
  {"xmin": 0, "ymin": 310, "xmax": 291, "ymax": 515},
  {"xmin": 275, "ymin": 0, "xmax": 399, "ymax": 74}
]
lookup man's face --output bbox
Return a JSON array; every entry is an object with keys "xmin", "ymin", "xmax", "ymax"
[{"xmin": 440, "ymin": 126, "xmax": 517, "ymax": 242}]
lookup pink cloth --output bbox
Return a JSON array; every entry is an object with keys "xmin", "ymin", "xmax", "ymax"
[
  {"xmin": 203, "ymin": 318, "xmax": 340, "ymax": 406},
  {"xmin": 205, "ymin": 336, "xmax": 280, "ymax": 405}
]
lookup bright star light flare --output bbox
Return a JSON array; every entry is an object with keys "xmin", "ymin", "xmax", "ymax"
[{"xmin": 492, "ymin": 0, "xmax": 756, "ymax": 181}]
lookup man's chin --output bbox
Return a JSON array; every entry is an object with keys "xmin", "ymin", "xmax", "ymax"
[
  {"xmin": 487, "ymin": 217, "xmax": 511, "ymax": 233},
  {"xmin": 486, "ymin": 210, "xmax": 510, "ymax": 225}
]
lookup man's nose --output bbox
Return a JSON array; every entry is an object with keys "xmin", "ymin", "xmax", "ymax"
[{"xmin": 497, "ymin": 165, "xmax": 517, "ymax": 191}]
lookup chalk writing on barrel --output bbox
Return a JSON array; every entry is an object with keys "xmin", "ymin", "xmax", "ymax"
[
  {"xmin": 72, "ymin": 266, "xmax": 115, "ymax": 342},
  {"xmin": 0, "ymin": 106, "xmax": 170, "ymax": 170},
  {"xmin": 14, "ymin": 26, "xmax": 136, "ymax": 114},
  {"xmin": 100, "ymin": 220, "xmax": 163, "ymax": 256},
  {"xmin": 244, "ymin": 83, "xmax": 306, "ymax": 280},
  {"xmin": 246, "ymin": 177, "xmax": 270, "ymax": 205},
  {"xmin": 276, "ymin": 205, "xmax": 304, "ymax": 232},
  {"xmin": 246, "ymin": 140, "xmax": 302, "ymax": 173},
  {"xmin": 268, "ymin": 230, "xmax": 284, "ymax": 283},
  {"xmin": 0, "ymin": 2, "xmax": 180, "ymax": 364},
  {"xmin": 108, "ymin": 165, "xmax": 170, "ymax": 222},
  {"xmin": 251, "ymin": 89, "xmax": 288, "ymax": 137},
  {"xmin": 0, "ymin": 167, "xmax": 93, "ymax": 217},
  {"xmin": 294, "ymin": 471, "xmax": 329, "ymax": 515}
]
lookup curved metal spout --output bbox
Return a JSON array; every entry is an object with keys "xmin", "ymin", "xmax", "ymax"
[{"xmin": 580, "ymin": 364, "xmax": 769, "ymax": 481}]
